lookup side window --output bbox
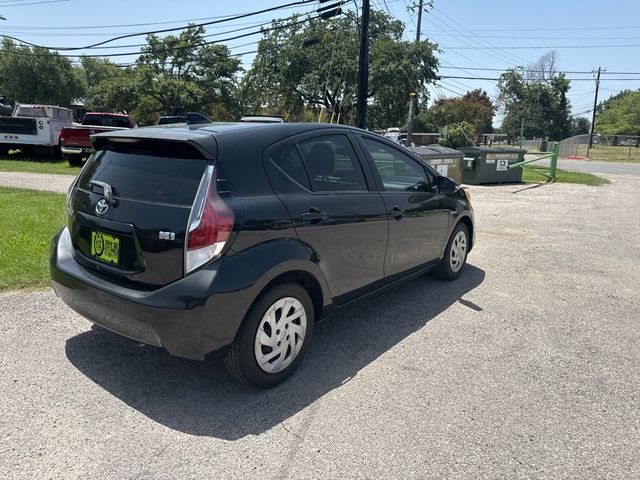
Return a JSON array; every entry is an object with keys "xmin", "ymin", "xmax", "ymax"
[
  {"xmin": 269, "ymin": 145, "xmax": 312, "ymax": 190},
  {"xmin": 362, "ymin": 138, "xmax": 431, "ymax": 192},
  {"xmin": 298, "ymin": 135, "xmax": 368, "ymax": 192}
]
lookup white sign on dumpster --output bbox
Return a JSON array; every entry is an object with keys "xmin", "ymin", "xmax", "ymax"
[
  {"xmin": 496, "ymin": 159, "xmax": 509, "ymax": 171},
  {"xmin": 435, "ymin": 164, "xmax": 448, "ymax": 176}
]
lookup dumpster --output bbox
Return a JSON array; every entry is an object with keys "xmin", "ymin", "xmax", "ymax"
[
  {"xmin": 458, "ymin": 146, "xmax": 526, "ymax": 184},
  {"xmin": 408, "ymin": 145, "xmax": 464, "ymax": 184}
]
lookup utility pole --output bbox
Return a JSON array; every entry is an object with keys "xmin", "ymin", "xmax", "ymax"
[
  {"xmin": 356, "ymin": 0, "xmax": 370, "ymax": 129},
  {"xmin": 406, "ymin": 0, "xmax": 425, "ymax": 146},
  {"xmin": 587, "ymin": 66, "xmax": 603, "ymax": 158}
]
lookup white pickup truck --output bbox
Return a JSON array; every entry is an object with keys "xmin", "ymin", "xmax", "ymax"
[{"xmin": 0, "ymin": 104, "xmax": 75, "ymax": 157}]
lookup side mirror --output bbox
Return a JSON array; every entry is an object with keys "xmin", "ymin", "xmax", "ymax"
[{"xmin": 437, "ymin": 176, "xmax": 459, "ymax": 194}]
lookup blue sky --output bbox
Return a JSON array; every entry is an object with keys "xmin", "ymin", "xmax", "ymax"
[{"xmin": 2, "ymin": 0, "xmax": 640, "ymax": 122}]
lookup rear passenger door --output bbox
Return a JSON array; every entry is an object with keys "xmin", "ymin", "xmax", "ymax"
[
  {"xmin": 264, "ymin": 132, "xmax": 388, "ymax": 301},
  {"xmin": 357, "ymin": 135, "xmax": 450, "ymax": 276}
]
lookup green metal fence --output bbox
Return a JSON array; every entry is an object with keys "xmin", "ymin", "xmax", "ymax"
[{"xmin": 508, "ymin": 142, "xmax": 560, "ymax": 181}]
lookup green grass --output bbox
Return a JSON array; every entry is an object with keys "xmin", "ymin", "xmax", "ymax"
[
  {"xmin": 0, "ymin": 156, "xmax": 81, "ymax": 175},
  {"xmin": 0, "ymin": 187, "xmax": 66, "ymax": 291},
  {"xmin": 523, "ymin": 165, "xmax": 610, "ymax": 186},
  {"xmin": 574, "ymin": 144, "xmax": 640, "ymax": 163}
]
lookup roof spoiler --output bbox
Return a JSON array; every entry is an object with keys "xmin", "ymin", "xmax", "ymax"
[{"xmin": 187, "ymin": 112, "xmax": 211, "ymax": 125}]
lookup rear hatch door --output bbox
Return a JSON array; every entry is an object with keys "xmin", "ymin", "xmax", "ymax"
[{"xmin": 69, "ymin": 139, "xmax": 211, "ymax": 287}]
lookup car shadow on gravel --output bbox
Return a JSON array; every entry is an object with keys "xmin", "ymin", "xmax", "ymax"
[{"xmin": 65, "ymin": 264, "xmax": 485, "ymax": 440}]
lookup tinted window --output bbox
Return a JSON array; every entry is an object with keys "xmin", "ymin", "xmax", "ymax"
[
  {"xmin": 298, "ymin": 135, "xmax": 367, "ymax": 192},
  {"xmin": 269, "ymin": 145, "xmax": 311, "ymax": 190},
  {"xmin": 78, "ymin": 141, "xmax": 206, "ymax": 205},
  {"xmin": 362, "ymin": 138, "xmax": 430, "ymax": 192},
  {"xmin": 83, "ymin": 114, "xmax": 131, "ymax": 128}
]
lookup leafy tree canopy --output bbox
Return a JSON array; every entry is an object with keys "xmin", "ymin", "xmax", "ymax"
[
  {"xmin": 497, "ymin": 52, "xmax": 572, "ymax": 141},
  {"xmin": 570, "ymin": 116, "xmax": 590, "ymax": 136},
  {"xmin": 0, "ymin": 39, "xmax": 86, "ymax": 107},
  {"xmin": 85, "ymin": 26, "xmax": 242, "ymax": 125},
  {"xmin": 417, "ymin": 89, "xmax": 494, "ymax": 134},
  {"xmin": 595, "ymin": 89, "xmax": 640, "ymax": 135},
  {"xmin": 241, "ymin": 10, "xmax": 438, "ymax": 129}
]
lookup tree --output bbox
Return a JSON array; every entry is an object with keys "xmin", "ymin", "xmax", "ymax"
[
  {"xmin": 79, "ymin": 26, "xmax": 243, "ymax": 125},
  {"xmin": 497, "ymin": 64, "xmax": 572, "ymax": 141},
  {"xmin": 86, "ymin": 67, "xmax": 139, "ymax": 116},
  {"xmin": 526, "ymin": 50, "xmax": 559, "ymax": 85},
  {"xmin": 0, "ymin": 39, "xmax": 86, "ymax": 106},
  {"xmin": 135, "ymin": 25, "xmax": 242, "ymax": 123},
  {"xmin": 441, "ymin": 121, "xmax": 476, "ymax": 148},
  {"xmin": 241, "ymin": 10, "xmax": 438, "ymax": 129},
  {"xmin": 80, "ymin": 57, "xmax": 125, "ymax": 109},
  {"xmin": 570, "ymin": 116, "xmax": 591, "ymax": 136},
  {"xmin": 595, "ymin": 89, "xmax": 640, "ymax": 135},
  {"xmin": 423, "ymin": 89, "xmax": 494, "ymax": 134}
]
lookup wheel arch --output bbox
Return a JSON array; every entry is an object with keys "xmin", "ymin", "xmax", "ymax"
[
  {"xmin": 260, "ymin": 270, "xmax": 324, "ymax": 321},
  {"xmin": 457, "ymin": 214, "xmax": 474, "ymax": 251}
]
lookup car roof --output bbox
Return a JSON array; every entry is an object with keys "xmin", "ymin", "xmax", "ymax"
[
  {"xmin": 92, "ymin": 122, "xmax": 366, "ymax": 155},
  {"xmin": 85, "ymin": 112, "xmax": 129, "ymax": 117}
]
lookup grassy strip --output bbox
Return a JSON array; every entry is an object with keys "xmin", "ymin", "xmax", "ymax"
[
  {"xmin": 523, "ymin": 165, "xmax": 610, "ymax": 186},
  {"xmin": 0, "ymin": 187, "xmax": 66, "ymax": 291},
  {"xmin": 573, "ymin": 144, "xmax": 640, "ymax": 163},
  {"xmin": 0, "ymin": 156, "xmax": 81, "ymax": 176}
]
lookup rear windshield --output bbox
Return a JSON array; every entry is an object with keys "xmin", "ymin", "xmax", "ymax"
[
  {"xmin": 77, "ymin": 141, "xmax": 207, "ymax": 205},
  {"xmin": 83, "ymin": 114, "xmax": 131, "ymax": 128},
  {"xmin": 15, "ymin": 106, "xmax": 48, "ymax": 118}
]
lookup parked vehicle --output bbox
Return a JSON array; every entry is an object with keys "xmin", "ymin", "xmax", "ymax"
[
  {"xmin": 158, "ymin": 115, "xmax": 188, "ymax": 125},
  {"xmin": 51, "ymin": 117, "xmax": 474, "ymax": 388},
  {"xmin": 0, "ymin": 96, "xmax": 12, "ymax": 117},
  {"xmin": 0, "ymin": 104, "xmax": 74, "ymax": 157},
  {"xmin": 239, "ymin": 115, "xmax": 285, "ymax": 123},
  {"xmin": 59, "ymin": 112, "xmax": 136, "ymax": 166}
]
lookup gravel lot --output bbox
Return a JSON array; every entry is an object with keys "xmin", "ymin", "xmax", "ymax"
[
  {"xmin": 0, "ymin": 171, "xmax": 75, "ymax": 194},
  {"xmin": 1, "ymin": 174, "xmax": 639, "ymax": 479}
]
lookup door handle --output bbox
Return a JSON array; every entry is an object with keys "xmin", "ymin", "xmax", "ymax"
[
  {"xmin": 301, "ymin": 207, "xmax": 328, "ymax": 223},
  {"xmin": 389, "ymin": 206, "xmax": 406, "ymax": 221}
]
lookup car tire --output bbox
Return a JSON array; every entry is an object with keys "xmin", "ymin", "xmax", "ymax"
[
  {"xmin": 433, "ymin": 222, "xmax": 469, "ymax": 281},
  {"xmin": 224, "ymin": 282, "xmax": 315, "ymax": 389},
  {"xmin": 0, "ymin": 145, "xmax": 9, "ymax": 156},
  {"xmin": 65, "ymin": 154, "xmax": 83, "ymax": 167}
]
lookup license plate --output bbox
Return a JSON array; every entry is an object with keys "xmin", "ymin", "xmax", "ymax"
[{"xmin": 90, "ymin": 230, "xmax": 120, "ymax": 266}]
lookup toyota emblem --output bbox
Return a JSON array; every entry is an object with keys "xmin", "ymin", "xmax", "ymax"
[{"xmin": 95, "ymin": 199, "xmax": 109, "ymax": 216}]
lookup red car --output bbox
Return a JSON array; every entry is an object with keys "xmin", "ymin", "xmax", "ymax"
[{"xmin": 60, "ymin": 112, "xmax": 136, "ymax": 165}]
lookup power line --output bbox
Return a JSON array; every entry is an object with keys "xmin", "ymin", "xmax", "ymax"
[
  {"xmin": 0, "ymin": 0, "xmax": 68, "ymax": 7},
  {"xmin": 420, "ymin": 25, "xmax": 640, "ymax": 32},
  {"xmin": 2, "ymin": 0, "xmax": 316, "ymax": 50},
  {"xmin": 424, "ymin": 14, "xmax": 522, "ymax": 69},
  {"xmin": 436, "ymin": 66, "xmax": 640, "ymax": 75},
  {"xmin": 441, "ymin": 44, "xmax": 640, "ymax": 50},
  {"xmin": 0, "ymin": 7, "xmax": 307, "ymax": 30},
  {"xmin": 431, "ymin": 7, "xmax": 531, "ymax": 66},
  {"xmin": 439, "ymin": 75, "xmax": 640, "ymax": 81},
  {"xmin": 412, "ymin": 34, "xmax": 640, "ymax": 41},
  {"xmin": 0, "ymin": 13, "xmax": 327, "ymax": 58}
]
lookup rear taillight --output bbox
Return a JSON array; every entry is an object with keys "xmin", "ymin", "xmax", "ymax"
[
  {"xmin": 59, "ymin": 129, "xmax": 66, "ymax": 143},
  {"xmin": 184, "ymin": 165, "xmax": 234, "ymax": 274},
  {"xmin": 66, "ymin": 175, "xmax": 79, "ymax": 217}
]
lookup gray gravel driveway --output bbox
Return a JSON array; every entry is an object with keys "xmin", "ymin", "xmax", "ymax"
[
  {"xmin": 1, "ymin": 173, "xmax": 639, "ymax": 479},
  {"xmin": 0, "ymin": 171, "xmax": 75, "ymax": 193}
]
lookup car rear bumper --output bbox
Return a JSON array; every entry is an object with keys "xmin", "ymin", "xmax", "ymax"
[
  {"xmin": 50, "ymin": 228, "xmax": 266, "ymax": 361},
  {"xmin": 61, "ymin": 146, "xmax": 93, "ymax": 156}
]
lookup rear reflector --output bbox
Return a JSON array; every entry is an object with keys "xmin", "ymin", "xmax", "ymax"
[{"xmin": 184, "ymin": 165, "xmax": 234, "ymax": 274}]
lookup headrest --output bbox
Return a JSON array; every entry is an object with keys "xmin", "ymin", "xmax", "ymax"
[{"xmin": 307, "ymin": 143, "xmax": 335, "ymax": 177}]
